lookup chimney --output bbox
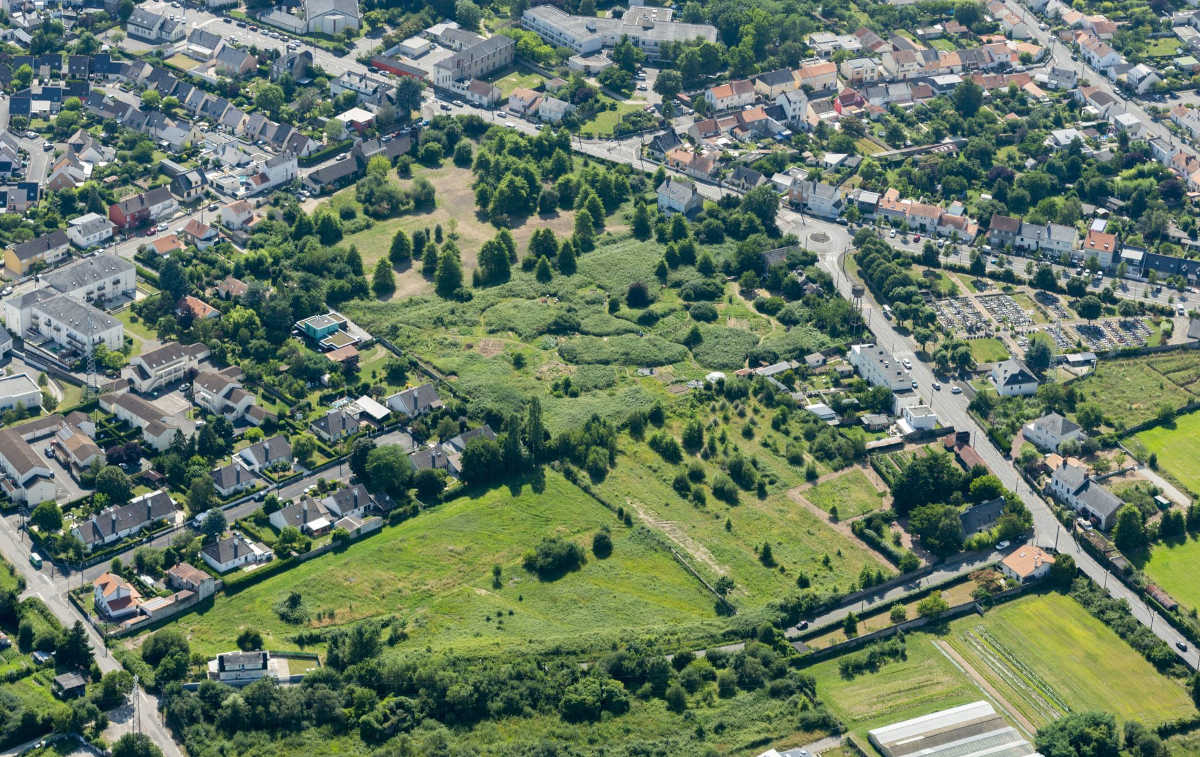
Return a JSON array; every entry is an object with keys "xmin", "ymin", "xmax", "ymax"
[
  {"xmin": 110, "ymin": 510, "xmax": 116, "ymax": 533},
  {"xmin": 234, "ymin": 538, "xmax": 240, "ymax": 558}
]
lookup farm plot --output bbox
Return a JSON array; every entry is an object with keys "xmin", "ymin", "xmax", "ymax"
[
  {"xmin": 1070, "ymin": 353, "xmax": 1200, "ymax": 429},
  {"xmin": 945, "ymin": 592, "xmax": 1194, "ymax": 728}
]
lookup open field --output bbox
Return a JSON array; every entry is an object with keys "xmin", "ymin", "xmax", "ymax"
[
  {"xmin": 136, "ymin": 471, "xmax": 722, "ymax": 658},
  {"xmin": 1143, "ymin": 536, "xmax": 1200, "ymax": 612},
  {"xmin": 1146, "ymin": 37, "xmax": 1182, "ymax": 57},
  {"xmin": 579, "ymin": 100, "xmax": 640, "ymax": 136},
  {"xmin": 801, "ymin": 578, "xmax": 980, "ymax": 648},
  {"xmin": 802, "ymin": 468, "xmax": 884, "ymax": 519},
  {"xmin": 1070, "ymin": 352, "xmax": 1200, "ymax": 430},
  {"xmin": 494, "ymin": 70, "xmax": 544, "ymax": 96},
  {"xmin": 968, "ymin": 338, "xmax": 1010, "ymax": 364},
  {"xmin": 1132, "ymin": 409, "xmax": 1200, "ymax": 494},
  {"xmin": 945, "ymin": 592, "xmax": 1194, "ymax": 728}
]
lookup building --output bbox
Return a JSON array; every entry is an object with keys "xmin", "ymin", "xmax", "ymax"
[
  {"xmin": 1082, "ymin": 229, "xmax": 1118, "ymax": 268},
  {"xmin": 126, "ymin": 8, "xmax": 184, "ymax": 43},
  {"xmin": 93, "ymin": 572, "xmax": 141, "ymax": 620},
  {"xmin": 999, "ymin": 543, "xmax": 1054, "ymax": 583},
  {"xmin": 331, "ymin": 70, "xmax": 393, "ymax": 107},
  {"xmin": 0, "ymin": 425, "xmax": 55, "ymax": 505},
  {"xmin": 989, "ymin": 358, "xmax": 1039, "ymax": 397},
  {"xmin": 100, "ymin": 392, "xmax": 196, "ymax": 452},
  {"xmin": 52, "ymin": 672, "xmax": 88, "ymax": 699},
  {"xmin": 237, "ymin": 435, "xmax": 292, "ymax": 472},
  {"xmin": 788, "ymin": 179, "xmax": 843, "ymax": 219},
  {"xmin": 310, "ymin": 408, "xmax": 360, "ymax": 443},
  {"xmin": 1023, "ymin": 412, "xmax": 1085, "ymax": 452},
  {"xmin": 521, "ymin": 5, "xmax": 717, "ymax": 59},
  {"xmin": 193, "ymin": 370, "xmax": 263, "ymax": 424},
  {"xmin": 66, "ymin": 213, "xmax": 115, "ymax": 249},
  {"xmin": 211, "ymin": 462, "xmax": 257, "ymax": 498},
  {"xmin": 304, "ymin": 0, "xmax": 361, "ymax": 34},
  {"xmin": 127, "ymin": 341, "xmax": 210, "ymax": 393},
  {"xmin": 27, "ymin": 294, "xmax": 124, "ymax": 352},
  {"xmin": 270, "ymin": 497, "xmax": 333, "ymax": 534},
  {"xmin": 432, "ymin": 35, "xmax": 514, "ymax": 90},
  {"xmin": 108, "ymin": 187, "xmax": 177, "ymax": 230},
  {"xmin": 1050, "ymin": 461, "xmax": 1123, "ymax": 529},
  {"xmin": 41, "ymin": 253, "xmax": 136, "ymax": 306},
  {"xmin": 201, "ymin": 533, "xmax": 272, "ymax": 573},
  {"xmin": 847, "ymin": 344, "xmax": 909, "ymax": 391},
  {"xmin": 706, "ymin": 79, "xmax": 756, "ymax": 111},
  {"xmin": 868, "ymin": 701, "xmax": 1035, "ymax": 757},
  {"xmin": 295, "ymin": 311, "xmax": 367, "ymax": 350},
  {"xmin": 166, "ymin": 562, "xmax": 217, "ymax": 599},
  {"xmin": 656, "ymin": 176, "xmax": 703, "ymax": 216},
  {"xmin": 0, "ymin": 373, "xmax": 42, "ymax": 412},
  {"xmin": 5, "ymin": 230, "xmax": 70, "ymax": 277},
  {"xmin": 73, "ymin": 489, "xmax": 178, "ymax": 551},
  {"xmin": 209, "ymin": 650, "xmax": 269, "ymax": 683},
  {"xmin": 900, "ymin": 404, "xmax": 937, "ymax": 432}
]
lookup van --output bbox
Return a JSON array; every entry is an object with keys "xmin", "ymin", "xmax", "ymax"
[
  {"xmin": 29, "ymin": 553, "xmax": 42, "ymax": 569},
  {"xmin": 882, "ymin": 304, "xmax": 894, "ymax": 320}
]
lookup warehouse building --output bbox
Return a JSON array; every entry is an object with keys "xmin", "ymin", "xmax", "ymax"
[{"xmin": 868, "ymin": 701, "xmax": 1037, "ymax": 757}]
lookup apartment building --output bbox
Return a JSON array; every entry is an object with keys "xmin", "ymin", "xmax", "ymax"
[
  {"xmin": 521, "ymin": 4, "xmax": 716, "ymax": 58},
  {"xmin": 432, "ymin": 35, "xmax": 514, "ymax": 89},
  {"xmin": 127, "ymin": 341, "xmax": 211, "ymax": 393},
  {"xmin": 847, "ymin": 343, "xmax": 910, "ymax": 392}
]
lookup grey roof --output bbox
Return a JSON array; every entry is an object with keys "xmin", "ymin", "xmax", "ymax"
[
  {"xmin": 0, "ymin": 427, "xmax": 45, "ymax": 479},
  {"xmin": 11, "ymin": 230, "xmax": 69, "ymax": 261},
  {"xmin": 1078, "ymin": 481, "xmax": 1123, "ymax": 520},
  {"xmin": 386, "ymin": 383, "xmax": 441, "ymax": 416},
  {"xmin": 43, "ymin": 253, "xmax": 134, "ymax": 295},
  {"xmin": 311, "ymin": 408, "xmax": 358, "ymax": 439},
  {"xmin": 992, "ymin": 358, "xmax": 1038, "ymax": 387},
  {"xmin": 305, "ymin": 0, "xmax": 360, "ymax": 20},
  {"xmin": 137, "ymin": 341, "xmax": 206, "ymax": 370},
  {"xmin": 1030, "ymin": 412, "xmax": 1081, "ymax": 438},
  {"xmin": 188, "ymin": 28, "xmax": 222, "ymax": 52},
  {"xmin": 75, "ymin": 490, "xmax": 176, "ymax": 546},
  {"xmin": 32, "ymin": 295, "xmax": 121, "ymax": 337},
  {"xmin": 1051, "ymin": 462, "xmax": 1088, "ymax": 493},
  {"xmin": 214, "ymin": 45, "xmax": 254, "ymax": 71},
  {"xmin": 211, "ymin": 462, "xmax": 255, "ymax": 492},
  {"xmin": 202, "ymin": 534, "xmax": 252, "ymax": 565},
  {"xmin": 1047, "ymin": 223, "xmax": 1077, "ymax": 243},
  {"xmin": 657, "ymin": 176, "xmax": 699, "ymax": 205},
  {"xmin": 446, "ymin": 424, "xmax": 496, "ymax": 453},
  {"xmin": 322, "ymin": 483, "xmax": 372, "ymax": 515},
  {"xmin": 960, "ymin": 496, "xmax": 1006, "ymax": 536},
  {"xmin": 217, "ymin": 650, "xmax": 267, "ymax": 670},
  {"xmin": 756, "ymin": 68, "xmax": 794, "ymax": 87},
  {"xmin": 240, "ymin": 435, "xmax": 291, "ymax": 467}
]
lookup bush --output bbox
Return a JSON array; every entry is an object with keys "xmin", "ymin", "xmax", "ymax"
[
  {"xmin": 592, "ymin": 529, "xmax": 613, "ymax": 558},
  {"xmin": 688, "ymin": 302, "xmax": 718, "ymax": 322},
  {"xmin": 523, "ymin": 537, "xmax": 586, "ymax": 580},
  {"xmin": 711, "ymin": 474, "xmax": 739, "ymax": 504}
]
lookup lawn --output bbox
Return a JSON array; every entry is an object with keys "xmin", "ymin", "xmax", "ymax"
[
  {"xmin": 136, "ymin": 471, "xmax": 722, "ymax": 658},
  {"xmin": 803, "ymin": 468, "xmax": 884, "ymax": 519},
  {"xmin": 494, "ymin": 70, "xmax": 544, "ymax": 96},
  {"xmin": 1070, "ymin": 353, "xmax": 1200, "ymax": 430},
  {"xmin": 116, "ymin": 308, "xmax": 158, "ymax": 342},
  {"xmin": 1143, "ymin": 536, "xmax": 1200, "ymax": 612},
  {"xmin": 969, "ymin": 337, "xmax": 1010, "ymax": 364},
  {"xmin": 1146, "ymin": 37, "xmax": 1182, "ymax": 58},
  {"xmin": 854, "ymin": 138, "xmax": 886, "ymax": 156},
  {"xmin": 164, "ymin": 53, "xmax": 200, "ymax": 72},
  {"xmin": 928, "ymin": 38, "xmax": 958, "ymax": 52},
  {"xmin": 579, "ymin": 100, "xmax": 640, "ymax": 137},
  {"xmin": 1133, "ymin": 409, "xmax": 1200, "ymax": 495},
  {"xmin": 945, "ymin": 592, "xmax": 1195, "ymax": 728}
]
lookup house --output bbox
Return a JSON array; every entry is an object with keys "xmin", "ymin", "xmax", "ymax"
[
  {"xmin": 169, "ymin": 167, "xmax": 208, "ymax": 202},
  {"xmin": 166, "ymin": 562, "xmax": 217, "ymax": 599},
  {"xmin": 796, "ymin": 60, "xmax": 838, "ymax": 92},
  {"xmin": 839, "ymin": 57, "xmax": 879, "ymax": 84},
  {"xmin": 295, "ymin": 311, "xmax": 366, "ymax": 349},
  {"xmin": 210, "ymin": 650, "xmax": 269, "ymax": 684},
  {"xmin": 960, "ymin": 496, "xmax": 1007, "ymax": 537},
  {"xmin": 5, "ymin": 230, "xmax": 70, "ymax": 277},
  {"xmin": 999, "ymin": 543, "xmax": 1054, "ymax": 583},
  {"xmin": 126, "ymin": 341, "xmax": 209, "ymax": 393},
  {"xmin": 202, "ymin": 533, "xmax": 272, "ymax": 573},
  {"xmin": 900, "ymin": 404, "xmax": 938, "ymax": 433},
  {"xmin": 182, "ymin": 219, "xmax": 219, "ymax": 249},
  {"xmin": 987, "ymin": 214, "xmax": 1021, "ymax": 249},
  {"xmin": 73, "ymin": 489, "xmax": 178, "ymax": 551},
  {"xmin": 384, "ymin": 383, "xmax": 442, "ymax": 418},
  {"xmin": 989, "ymin": 359, "xmax": 1039, "ymax": 397},
  {"xmin": 237, "ymin": 436, "xmax": 292, "ymax": 472},
  {"xmin": 1043, "ymin": 223, "xmax": 1078, "ymax": 255},
  {"xmin": 1050, "ymin": 461, "xmax": 1123, "ymax": 528},
  {"xmin": 53, "ymin": 672, "xmax": 88, "ymax": 699},
  {"xmin": 775, "ymin": 90, "xmax": 810, "ymax": 127},
  {"xmin": 1080, "ymin": 35, "xmax": 1122, "ymax": 70},
  {"xmin": 754, "ymin": 68, "xmax": 797, "ymax": 97},
  {"xmin": 537, "ymin": 95, "xmax": 573, "ymax": 124},
  {"xmin": 0, "ymin": 374, "xmax": 41, "ymax": 413},
  {"xmin": 219, "ymin": 200, "xmax": 254, "ymax": 231},
  {"xmin": 109, "ymin": 187, "xmax": 177, "ymax": 230},
  {"xmin": 303, "ymin": 158, "xmax": 361, "ymax": 194},
  {"xmin": 193, "ymin": 369, "xmax": 261, "ymax": 423},
  {"xmin": 93, "ymin": 573, "xmax": 141, "ymax": 619},
  {"xmin": 213, "ymin": 45, "xmax": 257, "ymax": 77},
  {"xmin": 433, "ymin": 35, "xmax": 514, "ymax": 90},
  {"xmin": 310, "ymin": 408, "xmax": 360, "ymax": 443},
  {"xmin": 0, "ymin": 425, "xmax": 55, "ymax": 505},
  {"xmin": 656, "ymin": 176, "xmax": 703, "ymax": 216},
  {"xmin": 66, "ymin": 213, "xmax": 114, "ymax": 249},
  {"xmin": 847, "ymin": 344, "xmax": 910, "ymax": 392},
  {"xmin": 100, "ymin": 392, "xmax": 196, "ymax": 452},
  {"xmin": 727, "ymin": 165, "xmax": 767, "ymax": 191},
  {"xmin": 211, "ymin": 462, "xmax": 256, "ymax": 498},
  {"xmin": 507, "ymin": 87, "xmax": 541, "ymax": 118},
  {"xmin": 126, "ymin": 8, "xmax": 184, "ymax": 43},
  {"xmin": 645, "ymin": 131, "xmax": 682, "ymax": 160},
  {"xmin": 706, "ymin": 79, "xmax": 756, "ymax": 111},
  {"xmin": 1125, "ymin": 63, "xmax": 1161, "ymax": 94},
  {"xmin": 330, "ymin": 70, "xmax": 393, "ymax": 107},
  {"xmin": 270, "ymin": 497, "xmax": 333, "ymax": 534},
  {"xmin": 44, "ymin": 153, "xmax": 91, "ymax": 191},
  {"xmin": 1023, "ymin": 412, "xmax": 1085, "ymax": 452},
  {"xmin": 788, "ymin": 179, "xmax": 843, "ymax": 219},
  {"xmin": 185, "ymin": 28, "xmax": 222, "ymax": 59}
]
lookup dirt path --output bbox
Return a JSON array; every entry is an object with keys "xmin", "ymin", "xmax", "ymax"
[
  {"xmin": 785, "ymin": 486, "xmax": 895, "ymax": 570},
  {"xmin": 933, "ymin": 639, "xmax": 1038, "ymax": 738},
  {"xmin": 624, "ymin": 498, "xmax": 726, "ymax": 577}
]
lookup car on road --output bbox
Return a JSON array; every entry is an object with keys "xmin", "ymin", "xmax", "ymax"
[
  {"xmin": 950, "ymin": 384, "xmax": 962, "ymax": 394},
  {"xmin": 1178, "ymin": 641, "xmax": 1189, "ymax": 652},
  {"xmin": 145, "ymin": 228, "xmax": 156, "ymax": 236},
  {"xmin": 29, "ymin": 552, "xmax": 42, "ymax": 569},
  {"xmin": 910, "ymin": 379, "xmax": 918, "ymax": 389},
  {"xmin": 42, "ymin": 142, "xmax": 52, "ymax": 151},
  {"xmin": 996, "ymin": 540, "xmax": 1010, "ymax": 550},
  {"xmin": 208, "ymin": 203, "xmax": 218, "ymax": 211},
  {"xmin": 932, "ymin": 381, "xmax": 941, "ymax": 390}
]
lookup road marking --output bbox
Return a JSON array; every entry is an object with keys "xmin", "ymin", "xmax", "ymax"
[{"xmin": 40, "ymin": 574, "xmax": 50, "ymax": 584}]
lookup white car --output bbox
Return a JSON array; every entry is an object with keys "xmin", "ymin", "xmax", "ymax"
[
  {"xmin": 996, "ymin": 540, "xmax": 1010, "ymax": 550},
  {"xmin": 950, "ymin": 385, "xmax": 962, "ymax": 394}
]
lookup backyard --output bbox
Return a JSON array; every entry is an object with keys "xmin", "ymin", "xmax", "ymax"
[
  {"xmin": 134, "ymin": 471, "xmax": 723, "ymax": 658},
  {"xmin": 968, "ymin": 337, "xmax": 1010, "ymax": 365}
]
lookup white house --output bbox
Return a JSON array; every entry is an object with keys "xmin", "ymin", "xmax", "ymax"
[
  {"xmin": 1049, "ymin": 461, "xmax": 1122, "ymax": 529},
  {"xmin": 989, "ymin": 359, "xmax": 1039, "ymax": 397},
  {"xmin": 847, "ymin": 344, "xmax": 910, "ymax": 392},
  {"xmin": 705, "ymin": 79, "xmax": 755, "ymax": 111},
  {"xmin": 656, "ymin": 177, "xmax": 703, "ymax": 216},
  {"xmin": 900, "ymin": 404, "xmax": 938, "ymax": 432},
  {"xmin": 999, "ymin": 543, "xmax": 1053, "ymax": 583},
  {"xmin": 1023, "ymin": 412, "xmax": 1085, "ymax": 452},
  {"xmin": 93, "ymin": 572, "xmax": 141, "ymax": 619},
  {"xmin": 66, "ymin": 213, "xmax": 114, "ymax": 249},
  {"xmin": 201, "ymin": 533, "xmax": 272, "ymax": 573}
]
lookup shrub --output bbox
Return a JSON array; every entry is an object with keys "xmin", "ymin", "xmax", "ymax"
[{"xmin": 523, "ymin": 537, "xmax": 586, "ymax": 580}]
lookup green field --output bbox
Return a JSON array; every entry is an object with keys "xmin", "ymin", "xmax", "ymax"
[
  {"xmin": 1133, "ymin": 409, "xmax": 1200, "ymax": 495},
  {"xmin": 1144, "ymin": 537, "xmax": 1200, "ymax": 612},
  {"xmin": 803, "ymin": 468, "xmax": 884, "ymax": 519},
  {"xmin": 969, "ymin": 337, "xmax": 1010, "ymax": 364},
  {"xmin": 1071, "ymin": 352, "xmax": 1200, "ymax": 430},
  {"xmin": 811, "ymin": 592, "xmax": 1194, "ymax": 745},
  {"xmin": 946, "ymin": 592, "xmax": 1195, "ymax": 728},
  {"xmin": 494, "ymin": 70, "xmax": 544, "ymax": 96},
  {"xmin": 139, "ymin": 471, "xmax": 723, "ymax": 657},
  {"xmin": 928, "ymin": 38, "xmax": 958, "ymax": 52},
  {"xmin": 579, "ymin": 100, "xmax": 640, "ymax": 137},
  {"xmin": 1146, "ymin": 37, "xmax": 1182, "ymax": 57}
]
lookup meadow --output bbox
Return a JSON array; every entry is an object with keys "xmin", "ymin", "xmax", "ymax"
[
  {"xmin": 802, "ymin": 468, "xmax": 886, "ymax": 520},
  {"xmin": 968, "ymin": 337, "xmax": 1010, "ymax": 365},
  {"xmin": 1069, "ymin": 352, "xmax": 1200, "ymax": 430},
  {"xmin": 1143, "ymin": 536, "xmax": 1200, "ymax": 612},
  {"xmin": 1132, "ymin": 408, "xmax": 1200, "ymax": 495},
  {"xmin": 135, "ymin": 471, "xmax": 724, "ymax": 658}
]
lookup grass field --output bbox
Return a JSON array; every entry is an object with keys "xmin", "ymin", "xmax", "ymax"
[
  {"xmin": 928, "ymin": 38, "xmax": 958, "ymax": 52},
  {"xmin": 579, "ymin": 100, "xmax": 640, "ymax": 137},
  {"xmin": 494, "ymin": 70, "xmax": 544, "ymax": 96},
  {"xmin": 1143, "ymin": 536, "xmax": 1200, "ymax": 612},
  {"xmin": 1146, "ymin": 37, "xmax": 1182, "ymax": 57},
  {"xmin": 945, "ymin": 592, "xmax": 1194, "ymax": 728},
  {"xmin": 1070, "ymin": 353, "xmax": 1200, "ymax": 430},
  {"xmin": 969, "ymin": 337, "xmax": 1010, "ymax": 364},
  {"xmin": 138, "ymin": 471, "xmax": 722, "ymax": 658},
  {"xmin": 803, "ymin": 468, "xmax": 884, "ymax": 519},
  {"xmin": 854, "ymin": 138, "xmax": 886, "ymax": 156},
  {"xmin": 1133, "ymin": 409, "xmax": 1200, "ymax": 495}
]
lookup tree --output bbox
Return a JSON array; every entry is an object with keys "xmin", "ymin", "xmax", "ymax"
[
  {"xmin": 140, "ymin": 89, "xmax": 161, "ymax": 111},
  {"xmin": 394, "ymin": 77, "xmax": 423, "ymax": 117},
  {"xmin": 30, "ymin": 501, "xmax": 62, "ymax": 532},
  {"xmin": 477, "ymin": 238, "xmax": 511, "ymax": 285},
  {"xmin": 159, "ymin": 257, "xmax": 189, "ymax": 303},
  {"xmin": 1049, "ymin": 553, "xmax": 1076, "ymax": 589},
  {"xmin": 389, "ymin": 229, "xmax": 411, "ymax": 266},
  {"xmin": 293, "ymin": 433, "xmax": 317, "ymax": 465},
  {"xmin": 952, "ymin": 81, "xmax": 983, "ymax": 117},
  {"xmin": 592, "ymin": 529, "xmax": 613, "ymax": 558},
  {"xmin": 1025, "ymin": 333, "xmax": 1054, "ymax": 375},
  {"xmin": 574, "ymin": 207, "xmax": 596, "ymax": 251},
  {"xmin": 364, "ymin": 446, "xmax": 414, "ymax": 499},
  {"xmin": 626, "ymin": 281, "xmax": 651, "ymax": 308},
  {"xmin": 917, "ymin": 591, "xmax": 950, "ymax": 618},
  {"xmin": 113, "ymin": 734, "xmax": 163, "ymax": 757},
  {"xmin": 255, "ymin": 84, "xmax": 285, "ymax": 119},
  {"xmin": 1076, "ymin": 295, "xmax": 1102, "ymax": 322},
  {"xmin": 631, "ymin": 202, "xmax": 651, "ymax": 240},
  {"xmin": 1113, "ymin": 505, "xmax": 1147, "ymax": 555},
  {"xmin": 843, "ymin": 611, "xmax": 858, "ymax": 636},
  {"xmin": 413, "ymin": 468, "xmax": 445, "ymax": 501},
  {"xmin": 372, "ymin": 258, "xmax": 395, "ymax": 298},
  {"xmin": 557, "ymin": 240, "xmax": 577, "ymax": 275},
  {"xmin": 435, "ymin": 244, "xmax": 463, "ymax": 297},
  {"xmin": 1076, "ymin": 403, "xmax": 1104, "ymax": 431},
  {"xmin": 653, "ymin": 70, "xmax": 682, "ymax": 100},
  {"xmin": 740, "ymin": 185, "xmax": 779, "ymax": 232},
  {"xmin": 1035, "ymin": 712, "xmax": 1119, "ymax": 757},
  {"xmin": 201, "ymin": 509, "xmax": 226, "ymax": 541},
  {"xmin": 455, "ymin": 0, "xmax": 482, "ymax": 29},
  {"xmin": 59, "ymin": 621, "xmax": 93, "ymax": 669},
  {"xmin": 95, "ymin": 466, "xmax": 132, "ymax": 505}
]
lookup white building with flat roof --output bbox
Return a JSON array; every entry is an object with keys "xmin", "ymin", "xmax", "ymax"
[
  {"xmin": 521, "ymin": 4, "xmax": 716, "ymax": 58},
  {"xmin": 0, "ymin": 373, "xmax": 42, "ymax": 412},
  {"xmin": 847, "ymin": 344, "xmax": 910, "ymax": 392},
  {"xmin": 869, "ymin": 701, "xmax": 1036, "ymax": 757}
]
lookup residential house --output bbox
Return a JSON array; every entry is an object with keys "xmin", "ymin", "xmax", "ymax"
[
  {"xmin": 330, "ymin": 70, "xmax": 393, "ymax": 107},
  {"xmin": 93, "ymin": 573, "xmax": 141, "ymax": 619},
  {"xmin": 202, "ymin": 533, "xmax": 272, "ymax": 573},
  {"xmin": 989, "ymin": 358, "xmax": 1039, "ymax": 397},
  {"xmin": 1023, "ymin": 412, "xmax": 1085, "ymax": 452},
  {"xmin": 66, "ymin": 213, "xmax": 114, "ymax": 249},
  {"xmin": 507, "ymin": 87, "xmax": 541, "ymax": 117},
  {"xmin": 384, "ymin": 383, "xmax": 442, "ymax": 418},
  {"xmin": 788, "ymin": 179, "xmax": 843, "ymax": 218},
  {"xmin": 126, "ymin": 341, "xmax": 209, "ymax": 393},
  {"xmin": 839, "ymin": 57, "xmax": 879, "ymax": 84},
  {"xmin": 1082, "ymin": 230, "xmax": 1118, "ymax": 269},
  {"xmin": 126, "ymin": 8, "xmax": 184, "ymax": 43},
  {"xmin": 537, "ymin": 95, "xmax": 573, "ymax": 123},
  {"xmin": 0, "ymin": 424, "xmax": 55, "ymax": 505},
  {"xmin": 775, "ymin": 90, "xmax": 809, "ymax": 127},
  {"xmin": 656, "ymin": 176, "xmax": 703, "ymax": 216},
  {"xmin": 219, "ymin": 200, "xmax": 254, "ymax": 231},
  {"xmin": 44, "ymin": 153, "xmax": 91, "ymax": 191},
  {"xmin": 166, "ymin": 562, "xmax": 217, "ymax": 599},
  {"xmin": 212, "ymin": 45, "xmax": 257, "ymax": 77},
  {"xmin": 182, "ymin": 219, "xmax": 218, "ymax": 249},
  {"xmin": 269, "ymin": 497, "xmax": 333, "ymax": 534},
  {"xmin": 209, "ymin": 651, "xmax": 269, "ymax": 684},
  {"xmin": 1125, "ymin": 63, "xmax": 1161, "ymax": 94},
  {"xmin": 1049, "ymin": 461, "xmax": 1122, "ymax": 529},
  {"xmin": 73, "ymin": 490, "xmax": 178, "ymax": 552},
  {"xmin": 177, "ymin": 295, "xmax": 220, "ymax": 322},
  {"xmin": 754, "ymin": 68, "xmax": 797, "ymax": 98},
  {"xmin": 108, "ymin": 187, "xmax": 177, "ymax": 231},
  {"xmin": 727, "ymin": 165, "xmax": 767, "ymax": 191},
  {"xmin": 236, "ymin": 436, "xmax": 292, "ymax": 474},
  {"xmin": 999, "ymin": 543, "xmax": 1054, "ymax": 583},
  {"xmin": 193, "ymin": 369, "xmax": 262, "ymax": 424},
  {"xmin": 4, "ymin": 230, "xmax": 70, "ymax": 277},
  {"xmin": 705, "ymin": 79, "xmax": 756, "ymax": 111},
  {"xmin": 1079, "ymin": 35, "xmax": 1122, "ymax": 70},
  {"xmin": 100, "ymin": 392, "xmax": 196, "ymax": 452},
  {"xmin": 795, "ymin": 60, "xmax": 838, "ymax": 92},
  {"xmin": 310, "ymin": 408, "xmax": 360, "ymax": 443}
]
